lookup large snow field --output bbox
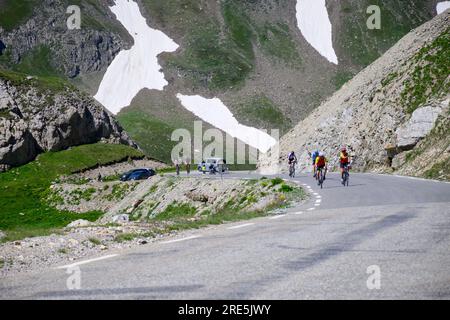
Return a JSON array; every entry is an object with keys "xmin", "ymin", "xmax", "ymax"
[
  {"xmin": 94, "ymin": 0, "xmax": 179, "ymax": 114},
  {"xmin": 295, "ymin": 0, "xmax": 338, "ymax": 65},
  {"xmin": 437, "ymin": 1, "xmax": 450, "ymax": 14}
]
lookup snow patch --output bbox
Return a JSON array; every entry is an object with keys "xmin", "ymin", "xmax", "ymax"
[
  {"xmin": 437, "ymin": 1, "xmax": 450, "ymax": 14},
  {"xmin": 295, "ymin": 0, "xmax": 338, "ymax": 64},
  {"xmin": 176, "ymin": 94, "xmax": 277, "ymax": 153},
  {"xmin": 94, "ymin": 0, "xmax": 179, "ymax": 114}
]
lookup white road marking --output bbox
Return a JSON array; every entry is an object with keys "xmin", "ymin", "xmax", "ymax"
[
  {"xmin": 315, "ymin": 199, "xmax": 322, "ymax": 203},
  {"xmin": 228, "ymin": 223, "xmax": 255, "ymax": 230},
  {"xmin": 161, "ymin": 235, "xmax": 201, "ymax": 244},
  {"xmin": 269, "ymin": 215, "xmax": 287, "ymax": 220},
  {"xmin": 293, "ymin": 211, "xmax": 304, "ymax": 215},
  {"xmin": 366, "ymin": 173, "xmax": 450, "ymax": 185},
  {"xmin": 315, "ymin": 203, "xmax": 321, "ymax": 206},
  {"xmin": 307, "ymin": 208, "xmax": 316, "ymax": 211},
  {"xmin": 392, "ymin": 174, "xmax": 450, "ymax": 184},
  {"xmin": 56, "ymin": 254, "xmax": 119, "ymax": 269}
]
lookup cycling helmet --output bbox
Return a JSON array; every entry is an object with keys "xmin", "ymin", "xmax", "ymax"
[
  {"xmin": 319, "ymin": 152, "xmax": 324, "ymax": 157},
  {"xmin": 341, "ymin": 146, "xmax": 347, "ymax": 152}
]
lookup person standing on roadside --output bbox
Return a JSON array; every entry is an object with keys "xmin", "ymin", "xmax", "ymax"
[
  {"xmin": 175, "ymin": 160, "xmax": 180, "ymax": 176},
  {"xmin": 185, "ymin": 159, "xmax": 191, "ymax": 175}
]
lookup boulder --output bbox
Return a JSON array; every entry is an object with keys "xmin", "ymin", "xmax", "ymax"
[
  {"xmin": 66, "ymin": 219, "xmax": 92, "ymax": 228},
  {"xmin": 112, "ymin": 214, "xmax": 129, "ymax": 224},
  {"xmin": 0, "ymin": 230, "xmax": 5, "ymax": 240},
  {"xmin": 396, "ymin": 106, "xmax": 443, "ymax": 149}
]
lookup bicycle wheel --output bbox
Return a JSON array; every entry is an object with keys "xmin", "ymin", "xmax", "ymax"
[
  {"xmin": 345, "ymin": 171, "xmax": 349, "ymax": 186},
  {"xmin": 342, "ymin": 171, "xmax": 348, "ymax": 186},
  {"xmin": 318, "ymin": 169, "xmax": 323, "ymax": 188}
]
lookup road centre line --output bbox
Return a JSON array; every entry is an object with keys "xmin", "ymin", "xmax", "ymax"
[
  {"xmin": 269, "ymin": 215, "xmax": 287, "ymax": 220},
  {"xmin": 161, "ymin": 235, "xmax": 201, "ymax": 244},
  {"xmin": 228, "ymin": 223, "xmax": 255, "ymax": 230},
  {"xmin": 56, "ymin": 254, "xmax": 119, "ymax": 269}
]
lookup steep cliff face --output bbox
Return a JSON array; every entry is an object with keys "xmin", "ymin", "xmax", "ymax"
[
  {"xmin": 0, "ymin": 71, "xmax": 136, "ymax": 170},
  {"xmin": 259, "ymin": 11, "xmax": 449, "ymax": 180}
]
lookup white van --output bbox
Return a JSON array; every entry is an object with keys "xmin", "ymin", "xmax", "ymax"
[{"xmin": 198, "ymin": 158, "xmax": 228, "ymax": 173}]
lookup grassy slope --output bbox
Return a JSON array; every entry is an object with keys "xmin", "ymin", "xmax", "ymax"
[
  {"xmin": 382, "ymin": 27, "xmax": 449, "ymax": 181},
  {"xmin": 400, "ymin": 27, "xmax": 449, "ymax": 114},
  {"xmin": 0, "ymin": 0, "xmax": 37, "ymax": 32},
  {"xmin": 158, "ymin": 0, "xmax": 255, "ymax": 90},
  {"xmin": 336, "ymin": 0, "xmax": 434, "ymax": 67},
  {"xmin": 329, "ymin": 0, "xmax": 435, "ymax": 91},
  {"xmin": 12, "ymin": 45, "xmax": 61, "ymax": 78},
  {"xmin": 256, "ymin": 22, "xmax": 302, "ymax": 67},
  {"xmin": 117, "ymin": 111, "xmax": 178, "ymax": 163},
  {"xmin": 142, "ymin": 0, "xmax": 301, "ymax": 91},
  {"xmin": 0, "ymin": 68, "xmax": 73, "ymax": 96},
  {"xmin": 234, "ymin": 94, "xmax": 289, "ymax": 133},
  {"xmin": 0, "ymin": 143, "xmax": 144, "ymax": 241},
  {"xmin": 0, "ymin": 42, "xmax": 71, "ymax": 94}
]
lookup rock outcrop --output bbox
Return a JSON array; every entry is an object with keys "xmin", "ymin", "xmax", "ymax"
[
  {"xmin": 0, "ymin": 73, "xmax": 136, "ymax": 170},
  {"xmin": 0, "ymin": 0, "xmax": 129, "ymax": 79},
  {"xmin": 395, "ymin": 105, "xmax": 444, "ymax": 150},
  {"xmin": 258, "ymin": 10, "xmax": 449, "ymax": 179}
]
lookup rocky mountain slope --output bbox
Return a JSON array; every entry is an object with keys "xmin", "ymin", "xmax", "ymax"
[
  {"xmin": 0, "ymin": 70, "xmax": 136, "ymax": 169},
  {"xmin": 258, "ymin": 11, "xmax": 449, "ymax": 180},
  {"xmin": 0, "ymin": 0, "xmax": 442, "ymax": 162},
  {"xmin": 0, "ymin": 0, "xmax": 130, "ymax": 79}
]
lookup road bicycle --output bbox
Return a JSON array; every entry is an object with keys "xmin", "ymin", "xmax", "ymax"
[
  {"xmin": 289, "ymin": 161, "xmax": 296, "ymax": 178},
  {"xmin": 317, "ymin": 166, "xmax": 325, "ymax": 189},
  {"xmin": 342, "ymin": 164, "xmax": 350, "ymax": 187}
]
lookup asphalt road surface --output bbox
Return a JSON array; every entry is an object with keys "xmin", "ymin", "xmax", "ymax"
[{"xmin": 1, "ymin": 172, "xmax": 450, "ymax": 299}]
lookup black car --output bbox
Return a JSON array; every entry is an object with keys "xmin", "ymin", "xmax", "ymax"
[{"xmin": 120, "ymin": 168, "xmax": 156, "ymax": 181}]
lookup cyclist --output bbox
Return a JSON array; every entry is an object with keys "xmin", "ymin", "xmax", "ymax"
[
  {"xmin": 201, "ymin": 160, "xmax": 207, "ymax": 174},
  {"xmin": 310, "ymin": 150, "xmax": 320, "ymax": 178},
  {"xmin": 288, "ymin": 151, "xmax": 297, "ymax": 165},
  {"xmin": 315, "ymin": 151, "xmax": 328, "ymax": 184},
  {"xmin": 339, "ymin": 147, "xmax": 350, "ymax": 184},
  {"xmin": 288, "ymin": 151, "xmax": 297, "ymax": 176}
]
